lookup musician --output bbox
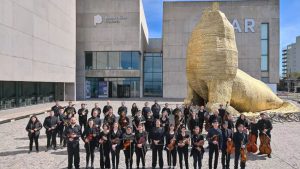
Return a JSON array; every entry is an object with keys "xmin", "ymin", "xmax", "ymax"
[
  {"xmin": 221, "ymin": 121, "xmax": 233, "ymax": 169},
  {"xmin": 248, "ymin": 117, "xmax": 259, "ymax": 144},
  {"xmin": 218, "ymin": 104, "xmax": 227, "ymax": 122},
  {"xmin": 26, "ymin": 115, "xmax": 42, "ymax": 153},
  {"xmin": 82, "ymin": 120, "xmax": 98, "ymax": 169},
  {"xmin": 235, "ymin": 114, "xmax": 249, "ymax": 132},
  {"xmin": 51, "ymin": 101, "xmax": 61, "ymax": 116},
  {"xmin": 118, "ymin": 101, "xmax": 128, "ymax": 115},
  {"xmin": 191, "ymin": 126, "xmax": 205, "ymax": 169},
  {"xmin": 151, "ymin": 119, "xmax": 165, "ymax": 169},
  {"xmin": 257, "ymin": 112, "xmax": 272, "ymax": 158},
  {"xmin": 122, "ymin": 126, "xmax": 135, "ymax": 169},
  {"xmin": 103, "ymin": 100, "xmax": 112, "ymax": 116},
  {"xmin": 91, "ymin": 103, "xmax": 101, "ymax": 118},
  {"xmin": 142, "ymin": 102, "xmax": 151, "ymax": 118},
  {"xmin": 43, "ymin": 111, "xmax": 59, "ymax": 151},
  {"xmin": 207, "ymin": 119, "xmax": 223, "ymax": 169},
  {"xmin": 131, "ymin": 103, "xmax": 139, "ymax": 117},
  {"xmin": 177, "ymin": 126, "xmax": 190, "ymax": 169},
  {"xmin": 99, "ymin": 124, "xmax": 111, "ymax": 169},
  {"xmin": 198, "ymin": 106, "xmax": 206, "ymax": 131},
  {"xmin": 227, "ymin": 114, "xmax": 235, "ymax": 131},
  {"xmin": 88, "ymin": 110, "xmax": 102, "ymax": 129},
  {"xmin": 133, "ymin": 110, "xmax": 146, "ymax": 132},
  {"xmin": 183, "ymin": 104, "xmax": 191, "ymax": 128},
  {"xmin": 188, "ymin": 111, "xmax": 199, "ymax": 132},
  {"xmin": 103, "ymin": 107, "xmax": 116, "ymax": 129},
  {"xmin": 64, "ymin": 101, "xmax": 76, "ymax": 117},
  {"xmin": 172, "ymin": 104, "xmax": 181, "ymax": 116},
  {"xmin": 162, "ymin": 103, "xmax": 172, "ymax": 115},
  {"xmin": 233, "ymin": 123, "xmax": 248, "ymax": 169},
  {"xmin": 208, "ymin": 109, "xmax": 222, "ymax": 127},
  {"xmin": 165, "ymin": 124, "xmax": 177, "ymax": 168},
  {"xmin": 160, "ymin": 110, "xmax": 170, "ymax": 133},
  {"xmin": 151, "ymin": 100, "xmax": 161, "ymax": 119},
  {"xmin": 135, "ymin": 124, "xmax": 147, "ymax": 169},
  {"xmin": 57, "ymin": 107, "xmax": 66, "ymax": 147},
  {"xmin": 119, "ymin": 111, "xmax": 130, "ymax": 133},
  {"xmin": 111, "ymin": 122, "xmax": 123, "ymax": 169},
  {"xmin": 145, "ymin": 111, "xmax": 155, "ymax": 140},
  {"xmin": 175, "ymin": 111, "xmax": 185, "ymax": 132},
  {"xmin": 64, "ymin": 117, "xmax": 82, "ymax": 169},
  {"xmin": 78, "ymin": 103, "xmax": 88, "ymax": 131}
]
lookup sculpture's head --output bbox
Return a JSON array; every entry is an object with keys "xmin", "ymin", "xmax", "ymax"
[{"xmin": 186, "ymin": 2, "xmax": 238, "ymax": 81}]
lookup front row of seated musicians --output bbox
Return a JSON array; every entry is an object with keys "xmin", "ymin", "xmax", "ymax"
[{"xmin": 26, "ymin": 111, "xmax": 272, "ymax": 169}]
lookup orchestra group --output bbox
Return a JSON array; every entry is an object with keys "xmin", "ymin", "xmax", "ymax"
[{"xmin": 25, "ymin": 100, "xmax": 273, "ymax": 169}]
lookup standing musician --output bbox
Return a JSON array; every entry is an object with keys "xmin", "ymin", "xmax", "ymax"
[
  {"xmin": 122, "ymin": 126, "xmax": 135, "ymax": 169},
  {"xmin": 88, "ymin": 110, "xmax": 102, "ymax": 129},
  {"xmin": 26, "ymin": 115, "xmax": 42, "ymax": 153},
  {"xmin": 160, "ymin": 110, "xmax": 170, "ymax": 133},
  {"xmin": 198, "ymin": 106, "xmax": 206, "ymax": 131},
  {"xmin": 175, "ymin": 111, "xmax": 185, "ymax": 132},
  {"xmin": 91, "ymin": 103, "xmax": 101, "ymax": 118},
  {"xmin": 64, "ymin": 101, "xmax": 76, "ymax": 117},
  {"xmin": 207, "ymin": 119, "xmax": 223, "ymax": 169},
  {"xmin": 64, "ymin": 117, "xmax": 82, "ymax": 169},
  {"xmin": 142, "ymin": 102, "xmax": 151, "ymax": 118},
  {"xmin": 51, "ymin": 101, "xmax": 61, "ymax": 116},
  {"xmin": 103, "ymin": 101, "xmax": 112, "ymax": 116},
  {"xmin": 235, "ymin": 114, "xmax": 249, "ymax": 132},
  {"xmin": 82, "ymin": 120, "xmax": 98, "ymax": 169},
  {"xmin": 133, "ymin": 110, "xmax": 146, "ymax": 132},
  {"xmin": 221, "ymin": 121, "xmax": 233, "ymax": 169},
  {"xmin": 191, "ymin": 126, "xmax": 205, "ymax": 169},
  {"xmin": 99, "ymin": 124, "xmax": 111, "ymax": 169},
  {"xmin": 162, "ymin": 103, "xmax": 172, "ymax": 115},
  {"xmin": 218, "ymin": 104, "xmax": 227, "ymax": 122},
  {"xmin": 165, "ymin": 124, "xmax": 177, "ymax": 169},
  {"xmin": 151, "ymin": 119, "xmax": 165, "ymax": 169},
  {"xmin": 119, "ymin": 111, "xmax": 130, "ymax": 133},
  {"xmin": 248, "ymin": 117, "xmax": 259, "ymax": 144},
  {"xmin": 151, "ymin": 100, "xmax": 161, "ymax": 119},
  {"xmin": 57, "ymin": 107, "xmax": 66, "ymax": 147},
  {"xmin": 103, "ymin": 107, "xmax": 116, "ymax": 129},
  {"xmin": 177, "ymin": 126, "xmax": 190, "ymax": 169},
  {"xmin": 145, "ymin": 111, "xmax": 155, "ymax": 143},
  {"xmin": 131, "ymin": 103, "xmax": 139, "ymax": 117},
  {"xmin": 189, "ymin": 111, "xmax": 199, "ymax": 132},
  {"xmin": 135, "ymin": 124, "xmax": 147, "ymax": 169},
  {"xmin": 227, "ymin": 114, "xmax": 235, "ymax": 131},
  {"xmin": 183, "ymin": 104, "xmax": 191, "ymax": 128},
  {"xmin": 118, "ymin": 101, "xmax": 128, "ymax": 115},
  {"xmin": 110, "ymin": 122, "xmax": 123, "ymax": 169},
  {"xmin": 233, "ymin": 123, "xmax": 248, "ymax": 169},
  {"xmin": 257, "ymin": 112, "xmax": 272, "ymax": 158},
  {"xmin": 43, "ymin": 111, "xmax": 59, "ymax": 151},
  {"xmin": 172, "ymin": 104, "xmax": 181, "ymax": 116},
  {"xmin": 208, "ymin": 109, "xmax": 222, "ymax": 128},
  {"xmin": 78, "ymin": 103, "xmax": 88, "ymax": 131}
]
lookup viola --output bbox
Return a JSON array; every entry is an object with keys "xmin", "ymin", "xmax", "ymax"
[
  {"xmin": 259, "ymin": 132, "xmax": 272, "ymax": 155},
  {"xmin": 240, "ymin": 146, "xmax": 247, "ymax": 162},
  {"xmin": 246, "ymin": 133, "xmax": 258, "ymax": 153},
  {"xmin": 167, "ymin": 138, "xmax": 176, "ymax": 151},
  {"xmin": 123, "ymin": 139, "xmax": 132, "ymax": 150},
  {"xmin": 226, "ymin": 139, "xmax": 235, "ymax": 154}
]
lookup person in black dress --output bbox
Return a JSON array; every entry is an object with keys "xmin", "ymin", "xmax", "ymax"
[
  {"xmin": 26, "ymin": 115, "xmax": 42, "ymax": 153},
  {"xmin": 165, "ymin": 124, "xmax": 177, "ymax": 169},
  {"xmin": 82, "ymin": 119, "xmax": 98, "ymax": 169},
  {"xmin": 99, "ymin": 124, "xmax": 111, "ymax": 169},
  {"xmin": 131, "ymin": 103, "xmax": 139, "ymax": 117},
  {"xmin": 111, "ymin": 122, "xmax": 123, "ymax": 169},
  {"xmin": 177, "ymin": 126, "xmax": 190, "ymax": 169},
  {"xmin": 135, "ymin": 124, "xmax": 147, "ymax": 169}
]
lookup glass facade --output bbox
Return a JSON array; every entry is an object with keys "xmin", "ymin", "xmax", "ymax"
[
  {"xmin": 85, "ymin": 77, "xmax": 140, "ymax": 98},
  {"xmin": 0, "ymin": 81, "xmax": 62, "ymax": 110},
  {"xmin": 261, "ymin": 23, "xmax": 269, "ymax": 71},
  {"xmin": 143, "ymin": 53, "xmax": 163, "ymax": 97},
  {"xmin": 85, "ymin": 51, "xmax": 141, "ymax": 70}
]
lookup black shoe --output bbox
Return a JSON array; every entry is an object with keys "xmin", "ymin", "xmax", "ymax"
[
  {"xmin": 257, "ymin": 152, "xmax": 263, "ymax": 155},
  {"xmin": 53, "ymin": 147, "xmax": 57, "ymax": 150},
  {"xmin": 268, "ymin": 154, "xmax": 272, "ymax": 158},
  {"xmin": 28, "ymin": 150, "xmax": 31, "ymax": 154},
  {"xmin": 45, "ymin": 149, "xmax": 48, "ymax": 152}
]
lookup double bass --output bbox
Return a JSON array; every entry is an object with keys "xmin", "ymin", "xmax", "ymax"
[
  {"xmin": 247, "ymin": 133, "xmax": 258, "ymax": 153},
  {"xmin": 259, "ymin": 132, "xmax": 272, "ymax": 155}
]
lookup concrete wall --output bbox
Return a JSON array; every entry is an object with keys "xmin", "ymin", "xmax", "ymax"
[
  {"xmin": 76, "ymin": 0, "xmax": 148, "ymax": 99},
  {"xmin": 0, "ymin": 0, "xmax": 76, "ymax": 83},
  {"xmin": 286, "ymin": 36, "xmax": 300, "ymax": 74},
  {"xmin": 163, "ymin": 0, "xmax": 280, "ymax": 98}
]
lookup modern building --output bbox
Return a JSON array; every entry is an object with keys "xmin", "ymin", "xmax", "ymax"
[
  {"xmin": 282, "ymin": 36, "xmax": 300, "ymax": 79},
  {"xmin": 0, "ymin": 0, "xmax": 76, "ymax": 109}
]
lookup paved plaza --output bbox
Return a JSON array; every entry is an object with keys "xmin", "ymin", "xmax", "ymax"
[{"xmin": 0, "ymin": 100, "xmax": 299, "ymax": 169}]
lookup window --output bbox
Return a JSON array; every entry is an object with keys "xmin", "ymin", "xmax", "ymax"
[
  {"xmin": 143, "ymin": 53, "xmax": 163, "ymax": 97},
  {"xmin": 85, "ymin": 52, "xmax": 92, "ymax": 70},
  {"xmin": 261, "ymin": 23, "xmax": 269, "ymax": 71},
  {"xmin": 108, "ymin": 52, "xmax": 120, "ymax": 69},
  {"xmin": 120, "ymin": 52, "xmax": 132, "ymax": 69},
  {"xmin": 97, "ymin": 52, "xmax": 107, "ymax": 69}
]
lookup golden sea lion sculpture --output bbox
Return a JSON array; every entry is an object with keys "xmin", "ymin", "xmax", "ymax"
[{"xmin": 185, "ymin": 3, "xmax": 299, "ymax": 114}]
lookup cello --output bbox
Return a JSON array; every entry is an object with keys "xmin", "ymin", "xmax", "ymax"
[
  {"xmin": 259, "ymin": 132, "xmax": 272, "ymax": 155},
  {"xmin": 246, "ymin": 133, "xmax": 258, "ymax": 153}
]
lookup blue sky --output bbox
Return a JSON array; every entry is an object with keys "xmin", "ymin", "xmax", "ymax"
[{"xmin": 142, "ymin": 0, "xmax": 300, "ymax": 75}]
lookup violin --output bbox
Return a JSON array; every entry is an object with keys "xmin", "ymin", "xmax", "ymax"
[
  {"xmin": 259, "ymin": 132, "xmax": 272, "ymax": 155},
  {"xmin": 86, "ymin": 133, "xmax": 93, "ymax": 142},
  {"xmin": 246, "ymin": 133, "xmax": 258, "ymax": 153},
  {"xmin": 167, "ymin": 137, "xmax": 176, "ymax": 151},
  {"xmin": 226, "ymin": 139, "xmax": 235, "ymax": 154},
  {"xmin": 240, "ymin": 145, "xmax": 247, "ymax": 162},
  {"xmin": 123, "ymin": 139, "xmax": 132, "ymax": 150}
]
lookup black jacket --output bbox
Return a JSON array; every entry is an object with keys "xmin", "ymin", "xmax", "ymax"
[
  {"xmin": 207, "ymin": 128, "xmax": 223, "ymax": 149},
  {"xmin": 64, "ymin": 106, "xmax": 76, "ymax": 116},
  {"xmin": 257, "ymin": 119, "xmax": 273, "ymax": 133},
  {"xmin": 191, "ymin": 134, "xmax": 205, "ymax": 155},
  {"xmin": 78, "ymin": 108, "xmax": 88, "ymax": 122},
  {"xmin": 221, "ymin": 128, "xmax": 233, "ymax": 151},
  {"xmin": 142, "ymin": 106, "xmax": 151, "ymax": 117},
  {"xmin": 43, "ymin": 116, "xmax": 59, "ymax": 133},
  {"xmin": 131, "ymin": 107, "xmax": 139, "ymax": 117},
  {"xmin": 151, "ymin": 127, "xmax": 165, "ymax": 145},
  {"xmin": 233, "ymin": 131, "xmax": 248, "ymax": 149},
  {"xmin": 103, "ymin": 105, "xmax": 112, "ymax": 114},
  {"xmin": 64, "ymin": 124, "xmax": 82, "ymax": 143},
  {"xmin": 118, "ymin": 106, "xmax": 127, "ymax": 115},
  {"xmin": 88, "ymin": 116, "xmax": 101, "ymax": 128},
  {"xmin": 162, "ymin": 107, "xmax": 171, "ymax": 115},
  {"xmin": 26, "ymin": 121, "xmax": 42, "ymax": 136},
  {"xmin": 235, "ymin": 118, "xmax": 249, "ymax": 130},
  {"xmin": 151, "ymin": 103, "xmax": 161, "ymax": 117}
]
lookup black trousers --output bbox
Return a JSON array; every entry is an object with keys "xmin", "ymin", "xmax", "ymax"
[
  {"xmin": 57, "ymin": 126, "xmax": 64, "ymax": 145},
  {"xmin": 192, "ymin": 150, "xmax": 203, "ymax": 169},
  {"xmin": 234, "ymin": 149, "xmax": 245, "ymax": 169},
  {"xmin": 79, "ymin": 118, "xmax": 87, "ymax": 131},
  {"xmin": 46, "ymin": 131, "xmax": 57, "ymax": 148},
  {"xmin": 178, "ymin": 147, "xmax": 189, "ymax": 169},
  {"xmin": 111, "ymin": 148, "xmax": 120, "ymax": 169},
  {"xmin": 136, "ymin": 146, "xmax": 146, "ymax": 167},
  {"xmin": 221, "ymin": 149, "xmax": 231, "ymax": 169},
  {"xmin": 124, "ymin": 148, "xmax": 134, "ymax": 169},
  {"xmin": 100, "ymin": 144, "xmax": 110, "ymax": 169},
  {"xmin": 208, "ymin": 145, "xmax": 219, "ymax": 169},
  {"xmin": 67, "ymin": 141, "xmax": 80, "ymax": 169},
  {"xmin": 152, "ymin": 145, "xmax": 164, "ymax": 168},
  {"xmin": 28, "ymin": 134, "xmax": 39, "ymax": 151},
  {"xmin": 85, "ymin": 142, "xmax": 96, "ymax": 167},
  {"xmin": 166, "ymin": 148, "xmax": 177, "ymax": 167}
]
